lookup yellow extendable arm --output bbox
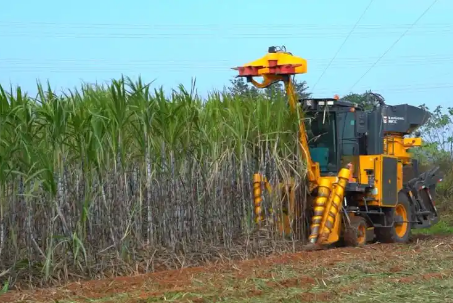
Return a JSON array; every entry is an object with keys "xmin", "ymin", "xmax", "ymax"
[{"xmin": 233, "ymin": 46, "xmax": 320, "ymax": 186}]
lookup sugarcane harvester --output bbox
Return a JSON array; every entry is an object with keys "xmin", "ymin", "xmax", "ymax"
[{"xmin": 233, "ymin": 46, "xmax": 442, "ymax": 247}]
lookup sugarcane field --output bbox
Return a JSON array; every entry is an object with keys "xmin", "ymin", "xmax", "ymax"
[{"xmin": 2, "ymin": 1, "xmax": 453, "ymax": 302}]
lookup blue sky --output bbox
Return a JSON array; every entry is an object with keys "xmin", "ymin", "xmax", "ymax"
[{"xmin": 1, "ymin": 0, "xmax": 452, "ymax": 110}]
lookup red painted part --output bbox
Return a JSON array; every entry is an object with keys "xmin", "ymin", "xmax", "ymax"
[
  {"xmin": 271, "ymin": 64, "xmax": 305, "ymax": 75},
  {"xmin": 237, "ymin": 66, "xmax": 262, "ymax": 76},
  {"xmin": 268, "ymin": 64, "xmax": 302, "ymax": 75},
  {"xmin": 276, "ymin": 65, "xmax": 297, "ymax": 74},
  {"xmin": 236, "ymin": 63, "xmax": 304, "ymax": 76},
  {"xmin": 267, "ymin": 66, "xmax": 277, "ymax": 74},
  {"xmin": 426, "ymin": 188, "xmax": 435, "ymax": 206},
  {"xmin": 268, "ymin": 60, "xmax": 278, "ymax": 67}
]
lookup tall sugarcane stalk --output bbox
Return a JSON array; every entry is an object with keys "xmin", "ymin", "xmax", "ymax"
[{"xmin": 0, "ymin": 76, "xmax": 308, "ymax": 287}]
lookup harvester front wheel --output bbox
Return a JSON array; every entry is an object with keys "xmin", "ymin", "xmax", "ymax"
[
  {"xmin": 375, "ymin": 194, "xmax": 412, "ymax": 243},
  {"xmin": 343, "ymin": 216, "xmax": 367, "ymax": 247}
]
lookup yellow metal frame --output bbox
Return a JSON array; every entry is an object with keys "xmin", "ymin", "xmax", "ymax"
[
  {"xmin": 237, "ymin": 48, "xmax": 428, "ymax": 248},
  {"xmin": 237, "ymin": 47, "xmax": 351, "ymax": 246},
  {"xmin": 233, "ymin": 49, "xmax": 319, "ymax": 187}
]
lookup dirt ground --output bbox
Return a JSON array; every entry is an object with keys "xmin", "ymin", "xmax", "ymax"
[{"xmin": 2, "ymin": 234, "xmax": 453, "ymax": 302}]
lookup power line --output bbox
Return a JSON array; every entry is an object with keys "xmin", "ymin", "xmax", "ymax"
[
  {"xmin": 347, "ymin": 0, "xmax": 439, "ymax": 93},
  {"xmin": 309, "ymin": 84, "xmax": 453, "ymax": 97},
  {"xmin": 0, "ymin": 77, "xmax": 450, "ymax": 95},
  {"xmin": 1, "ymin": 29, "xmax": 451, "ymax": 41},
  {"xmin": 2, "ymin": 61, "xmax": 451, "ymax": 70},
  {"xmin": 2, "ymin": 54, "xmax": 453, "ymax": 71},
  {"xmin": 2, "ymin": 53, "xmax": 453, "ymax": 63},
  {"xmin": 313, "ymin": 83, "xmax": 453, "ymax": 95},
  {"xmin": 310, "ymin": 0, "xmax": 374, "ymax": 92},
  {"xmin": 0, "ymin": 53, "xmax": 453, "ymax": 64},
  {"xmin": 1, "ymin": 21, "xmax": 452, "ymax": 30}
]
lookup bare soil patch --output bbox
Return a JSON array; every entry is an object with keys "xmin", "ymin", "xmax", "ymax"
[{"xmin": 1, "ymin": 234, "xmax": 452, "ymax": 303}]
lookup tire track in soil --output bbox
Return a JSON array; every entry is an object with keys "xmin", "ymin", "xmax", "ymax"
[{"xmin": 1, "ymin": 234, "xmax": 451, "ymax": 303}]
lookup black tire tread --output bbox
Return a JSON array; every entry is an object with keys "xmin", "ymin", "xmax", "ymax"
[
  {"xmin": 343, "ymin": 216, "xmax": 367, "ymax": 247},
  {"xmin": 375, "ymin": 193, "xmax": 412, "ymax": 243}
]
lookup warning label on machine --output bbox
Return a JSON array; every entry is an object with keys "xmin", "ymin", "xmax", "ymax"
[{"xmin": 383, "ymin": 116, "xmax": 404, "ymax": 124}]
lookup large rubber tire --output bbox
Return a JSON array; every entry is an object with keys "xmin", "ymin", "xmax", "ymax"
[
  {"xmin": 343, "ymin": 216, "xmax": 368, "ymax": 247},
  {"xmin": 375, "ymin": 194, "xmax": 412, "ymax": 243}
]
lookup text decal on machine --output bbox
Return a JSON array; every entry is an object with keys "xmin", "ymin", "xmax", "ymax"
[{"xmin": 383, "ymin": 116, "xmax": 404, "ymax": 124}]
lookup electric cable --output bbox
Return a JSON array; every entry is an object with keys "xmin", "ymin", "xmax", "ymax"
[
  {"xmin": 347, "ymin": 0, "xmax": 439, "ymax": 92},
  {"xmin": 3, "ymin": 53, "xmax": 453, "ymax": 67},
  {"xmin": 2, "ymin": 21, "xmax": 451, "ymax": 30},
  {"xmin": 312, "ymin": 83, "xmax": 453, "ymax": 95},
  {"xmin": 310, "ymin": 0, "xmax": 374, "ymax": 92},
  {"xmin": 1, "ymin": 28, "xmax": 451, "ymax": 40}
]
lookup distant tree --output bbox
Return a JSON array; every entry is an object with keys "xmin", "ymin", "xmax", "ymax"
[
  {"xmin": 410, "ymin": 105, "xmax": 453, "ymax": 199},
  {"xmin": 293, "ymin": 79, "xmax": 311, "ymax": 99},
  {"xmin": 413, "ymin": 105, "xmax": 453, "ymax": 163},
  {"xmin": 341, "ymin": 90, "xmax": 378, "ymax": 110},
  {"xmin": 227, "ymin": 77, "xmax": 260, "ymax": 99},
  {"xmin": 227, "ymin": 76, "xmax": 311, "ymax": 100}
]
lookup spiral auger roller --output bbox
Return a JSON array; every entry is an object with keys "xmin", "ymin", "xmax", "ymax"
[
  {"xmin": 307, "ymin": 178, "xmax": 332, "ymax": 244},
  {"xmin": 253, "ymin": 173, "xmax": 272, "ymax": 225},
  {"xmin": 251, "ymin": 166, "xmax": 352, "ymax": 249},
  {"xmin": 235, "ymin": 46, "xmax": 442, "ymax": 250},
  {"xmin": 307, "ymin": 168, "xmax": 351, "ymax": 249}
]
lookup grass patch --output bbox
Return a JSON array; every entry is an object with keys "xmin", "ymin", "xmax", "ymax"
[
  {"xmin": 338, "ymin": 276, "xmax": 453, "ymax": 303},
  {"xmin": 413, "ymin": 220, "xmax": 453, "ymax": 235},
  {"xmin": 4, "ymin": 232, "xmax": 453, "ymax": 302}
]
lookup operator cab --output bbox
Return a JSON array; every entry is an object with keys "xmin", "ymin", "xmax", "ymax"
[
  {"xmin": 300, "ymin": 96, "xmax": 429, "ymax": 181},
  {"xmin": 300, "ymin": 97, "xmax": 367, "ymax": 178}
]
